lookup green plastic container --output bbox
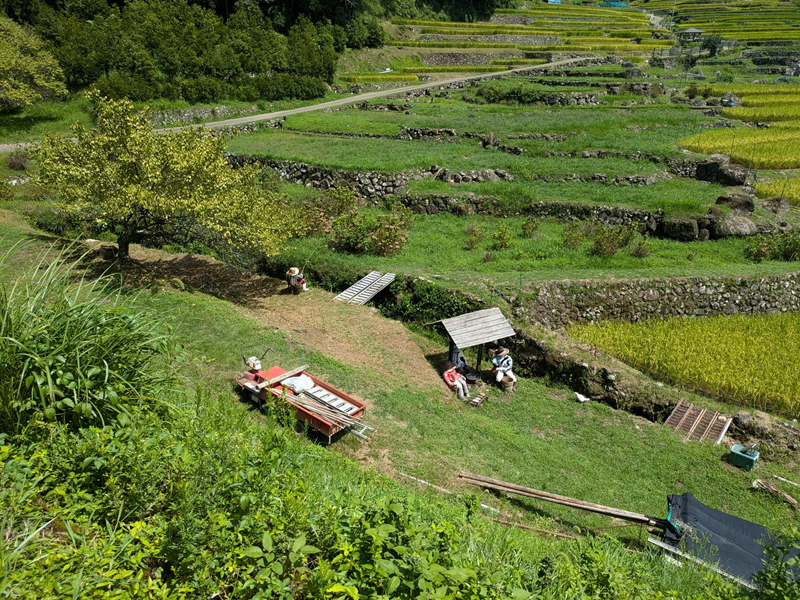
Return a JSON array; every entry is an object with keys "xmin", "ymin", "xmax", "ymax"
[{"xmin": 729, "ymin": 444, "xmax": 759, "ymax": 471}]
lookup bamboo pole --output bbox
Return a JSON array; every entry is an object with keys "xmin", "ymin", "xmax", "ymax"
[{"xmin": 460, "ymin": 472, "xmax": 666, "ymax": 528}]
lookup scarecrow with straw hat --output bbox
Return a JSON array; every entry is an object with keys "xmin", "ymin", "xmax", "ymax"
[
  {"xmin": 286, "ymin": 267, "xmax": 306, "ymax": 294},
  {"xmin": 491, "ymin": 346, "xmax": 516, "ymax": 392},
  {"xmin": 443, "ymin": 360, "xmax": 469, "ymax": 400}
]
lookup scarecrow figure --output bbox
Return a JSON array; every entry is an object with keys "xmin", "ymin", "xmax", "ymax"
[
  {"xmin": 491, "ymin": 346, "xmax": 516, "ymax": 392},
  {"xmin": 286, "ymin": 267, "xmax": 306, "ymax": 294},
  {"xmin": 443, "ymin": 360, "xmax": 469, "ymax": 400}
]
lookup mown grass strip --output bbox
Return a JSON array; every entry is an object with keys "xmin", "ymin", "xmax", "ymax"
[
  {"xmin": 400, "ymin": 66, "xmax": 509, "ymax": 73},
  {"xmin": 338, "ymin": 73, "xmax": 419, "ymax": 83},
  {"xmin": 388, "ymin": 40, "xmax": 517, "ymax": 48},
  {"xmin": 568, "ymin": 313, "xmax": 800, "ymax": 418}
]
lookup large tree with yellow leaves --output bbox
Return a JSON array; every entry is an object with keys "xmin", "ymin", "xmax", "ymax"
[{"xmin": 35, "ymin": 91, "xmax": 301, "ymax": 260}]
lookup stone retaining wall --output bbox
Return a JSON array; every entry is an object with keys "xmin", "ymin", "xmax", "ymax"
[
  {"xmin": 512, "ymin": 272, "xmax": 800, "ymax": 330},
  {"xmin": 148, "ymin": 104, "xmax": 259, "ymax": 127},
  {"xmin": 420, "ymin": 52, "xmax": 524, "ymax": 66}
]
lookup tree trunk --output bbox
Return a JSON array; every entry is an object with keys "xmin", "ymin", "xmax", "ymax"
[{"xmin": 116, "ymin": 214, "xmax": 139, "ymax": 261}]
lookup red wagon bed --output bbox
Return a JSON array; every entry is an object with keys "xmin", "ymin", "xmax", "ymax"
[{"xmin": 236, "ymin": 365, "xmax": 370, "ymax": 444}]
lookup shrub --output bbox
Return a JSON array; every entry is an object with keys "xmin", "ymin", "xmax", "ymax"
[
  {"xmin": 562, "ymin": 220, "xmax": 593, "ymax": 249},
  {"xmin": 91, "ymin": 73, "xmax": 156, "ymax": 102},
  {"xmin": 7, "ymin": 151, "xmax": 29, "ymax": 171},
  {"xmin": 464, "ymin": 223, "xmax": 486, "ymax": 250},
  {"xmin": 330, "ymin": 203, "xmax": 413, "ymax": 257},
  {"xmin": 687, "ymin": 83, "xmax": 699, "ymax": 99},
  {"xmin": 253, "ymin": 73, "xmax": 327, "ymax": 101},
  {"xmin": 482, "ymin": 250, "xmax": 496, "ymax": 262},
  {"xmin": 630, "ymin": 237, "xmax": 652, "ymax": 258},
  {"xmin": 492, "ymin": 223, "xmax": 514, "ymax": 249},
  {"xmin": 745, "ymin": 232, "xmax": 800, "ymax": 262},
  {"xmin": 0, "ymin": 249, "xmax": 172, "ymax": 433},
  {"xmin": 522, "ymin": 216, "xmax": 543, "ymax": 238},
  {"xmin": 180, "ymin": 77, "xmax": 226, "ymax": 104},
  {"xmin": 591, "ymin": 223, "xmax": 637, "ymax": 258},
  {"xmin": 0, "ymin": 181, "xmax": 12, "ymax": 202}
]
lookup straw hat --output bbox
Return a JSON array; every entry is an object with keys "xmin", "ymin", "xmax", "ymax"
[
  {"xmin": 495, "ymin": 346, "xmax": 509, "ymax": 356},
  {"xmin": 287, "ymin": 267, "xmax": 299, "ymax": 276}
]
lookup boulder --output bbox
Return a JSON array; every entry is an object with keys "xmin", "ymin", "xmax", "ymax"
[
  {"xmin": 721, "ymin": 91, "xmax": 742, "ymax": 107},
  {"xmin": 715, "ymin": 193, "xmax": 754, "ymax": 214},
  {"xmin": 624, "ymin": 68, "xmax": 642, "ymax": 79},
  {"xmin": 477, "ymin": 169, "xmax": 500, "ymax": 182},
  {"xmin": 717, "ymin": 163, "xmax": 748, "ymax": 186},
  {"xmin": 713, "ymin": 213, "xmax": 758, "ymax": 238},
  {"xmin": 707, "ymin": 205, "xmax": 724, "ymax": 220},
  {"xmin": 761, "ymin": 196, "xmax": 791, "ymax": 214},
  {"xmin": 661, "ymin": 217, "xmax": 699, "ymax": 241},
  {"xmin": 734, "ymin": 412, "xmax": 752, "ymax": 430},
  {"xmin": 698, "ymin": 228, "xmax": 710, "ymax": 241},
  {"xmin": 695, "ymin": 154, "xmax": 730, "ymax": 182}
]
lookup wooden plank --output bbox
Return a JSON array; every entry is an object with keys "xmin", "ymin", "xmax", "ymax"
[
  {"xmin": 664, "ymin": 400, "xmax": 684, "ymax": 427},
  {"xmin": 256, "ymin": 364, "xmax": 310, "ymax": 390},
  {"xmin": 449, "ymin": 327, "xmax": 516, "ymax": 349},
  {"xmin": 335, "ymin": 271, "xmax": 381, "ymax": 302},
  {"xmin": 349, "ymin": 273, "xmax": 395, "ymax": 305},
  {"xmin": 696, "ymin": 411, "xmax": 719, "ymax": 442},
  {"xmin": 445, "ymin": 315, "xmax": 512, "ymax": 335},
  {"xmin": 686, "ymin": 408, "xmax": 708, "ymax": 440}
]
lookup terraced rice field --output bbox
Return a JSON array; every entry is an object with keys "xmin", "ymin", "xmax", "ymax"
[
  {"xmin": 390, "ymin": 6, "xmax": 668, "ymax": 61},
  {"xmin": 568, "ymin": 312, "xmax": 800, "ymax": 417},
  {"xmin": 681, "ymin": 86, "xmax": 800, "ymax": 169},
  {"xmin": 629, "ymin": 0, "xmax": 800, "ymax": 41}
]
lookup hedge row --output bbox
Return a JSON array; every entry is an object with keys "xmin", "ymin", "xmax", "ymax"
[
  {"xmin": 388, "ymin": 40, "xmax": 517, "ymax": 48},
  {"xmin": 92, "ymin": 73, "xmax": 328, "ymax": 104}
]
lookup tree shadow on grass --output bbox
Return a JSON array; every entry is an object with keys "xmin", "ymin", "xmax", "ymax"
[{"xmin": 23, "ymin": 234, "xmax": 286, "ymax": 309}]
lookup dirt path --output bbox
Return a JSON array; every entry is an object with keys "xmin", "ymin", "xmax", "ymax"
[
  {"xmin": 0, "ymin": 57, "xmax": 593, "ymax": 153},
  {"xmin": 114, "ymin": 244, "xmax": 448, "ymax": 399}
]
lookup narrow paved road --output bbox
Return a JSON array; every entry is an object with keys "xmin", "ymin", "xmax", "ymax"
[{"xmin": 0, "ymin": 56, "xmax": 592, "ymax": 153}]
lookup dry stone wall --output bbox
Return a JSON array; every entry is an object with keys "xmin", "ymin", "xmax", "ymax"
[{"xmin": 512, "ymin": 273, "xmax": 800, "ymax": 330}]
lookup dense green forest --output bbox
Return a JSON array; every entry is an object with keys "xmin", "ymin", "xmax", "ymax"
[{"xmin": 0, "ymin": 0, "xmax": 503, "ymax": 104}]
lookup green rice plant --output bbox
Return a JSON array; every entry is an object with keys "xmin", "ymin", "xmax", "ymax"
[
  {"xmin": 711, "ymin": 84, "xmax": 800, "ymax": 97},
  {"xmin": 756, "ymin": 177, "xmax": 800, "ymax": 206},
  {"xmin": 723, "ymin": 105, "xmax": 800, "ymax": 123},
  {"xmin": 338, "ymin": 73, "xmax": 418, "ymax": 83},
  {"xmin": 0, "ymin": 246, "xmax": 172, "ymax": 433},
  {"xmin": 681, "ymin": 125, "xmax": 800, "ymax": 169},
  {"xmin": 568, "ymin": 313, "xmax": 800, "ymax": 417}
]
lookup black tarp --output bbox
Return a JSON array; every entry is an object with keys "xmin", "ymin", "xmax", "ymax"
[{"xmin": 662, "ymin": 492, "xmax": 799, "ymax": 583}]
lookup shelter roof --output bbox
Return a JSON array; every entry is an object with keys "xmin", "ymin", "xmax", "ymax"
[
  {"xmin": 679, "ymin": 27, "xmax": 706, "ymax": 34},
  {"xmin": 434, "ymin": 307, "xmax": 515, "ymax": 349}
]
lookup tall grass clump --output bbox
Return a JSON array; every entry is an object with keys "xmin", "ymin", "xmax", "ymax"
[
  {"xmin": 0, "ymin": 247, "xmax": 171, "ymax": 433},
  {"xmin": 568, "ymin": 313, "xmax": 800, "ymax": 417}
]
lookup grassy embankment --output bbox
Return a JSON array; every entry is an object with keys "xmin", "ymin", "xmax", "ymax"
[{"xmin": 0, "ymin": 214, "xmax": 796, "ymax": 598}]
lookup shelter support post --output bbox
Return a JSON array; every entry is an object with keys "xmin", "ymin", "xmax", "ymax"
[{"xmin": 476, "ymin": 344, "xmax": 483, "ymax": 374}]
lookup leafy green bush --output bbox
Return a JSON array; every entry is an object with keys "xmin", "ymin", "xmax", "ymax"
[
  {"xmin": 492, "ymin": 223, "xmax": 514, "ymax": 249},
  {"xmin": 476, "ymin": 81, "xmax": 546, "ymax": 104},
  {"xmin": 522, "ymin": 216, "xmax": 544, "ymax": 238},
  {"xmin": 0, "ymin": 250, "xmax": 172, "ymax": 433},
  {"xmin": 330, "ymin": 204, "xmax": 414, "ymax": 257},
  {"xmin": 745, "ymin": 232, "xmax": 800, "ymax": 262},
  {"xmin": 591, "ymin": 222, "xmax": 637, "ymax": 258}
]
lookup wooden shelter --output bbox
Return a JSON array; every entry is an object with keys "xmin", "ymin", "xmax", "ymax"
[
  {"xmin": 678, "ymin": 27, "xmax": 705, "ymax": 43},
  {"xmin": 432, "ymin": 307, "xmax": 516, "ymax": 372}
]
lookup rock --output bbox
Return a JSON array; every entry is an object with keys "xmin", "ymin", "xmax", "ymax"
[
  {"xmin": 716, "ymin": 193, "xmax": 754, "ymax": 214},
  {"xmin": 624, "ymin": 68, "xmax": 642, "ymax": 79},
  {"xmin": 695, "ymin": 154, "xmax": 730, "ymax": 182},
  {"xmin": 721, "ymin": 92, "xmax": 742, "ymax": 107},
  {"xmin": 477, "ymin": 169, "xmax": 500, "ymax": 182},
  {"xmin": 98, "ymin": 244, "xmax": 118, "ymax": 260},
  {"xmin": 734, "ymin": 412, "xmax": 752, "ymax": 429},
  {"xmin": 482, "ymin": 133, "xmax": 501, "ymax": 148},
  {"xmin": 699, "ymin": 228, "xmax": 710, "ymax": 241},
  {"xmin": 661, "ymin": 217, "xmax": 699, "ymax": 241},
  {"xmin": 718, "ymin": 163, "xmax": 749, "ymax": 186},
  {"xmin": 714, "ymin": 213, "xmax": 758, "ymax": 237},
  {"xmin": 707, "ymin": 205, "xmax": 724, "ymax": 220},
  {"xmin": 761, "ymin": 196, "xmax": 791, "ymax": 214}
]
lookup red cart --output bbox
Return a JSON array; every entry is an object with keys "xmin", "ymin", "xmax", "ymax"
[{"xmin": 237, "ymin": 364, "xmax": 373, "ymax": 444}]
